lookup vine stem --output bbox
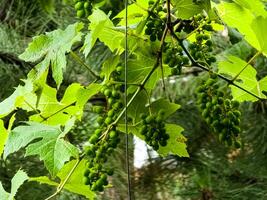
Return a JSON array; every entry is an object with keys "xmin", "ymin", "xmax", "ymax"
[
  {"xmin": 70, "ymin": 51, "xmax": 100, "ymax": 80},
  {"xmin": 44, "ymin": 157, "xmax": 83, "ymax": 200}
]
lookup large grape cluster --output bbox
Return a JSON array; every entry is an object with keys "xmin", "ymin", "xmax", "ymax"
[
  {"xmin": 164, "ymin": 44, "xmax": 189, "ymax": 75},
  {"xmin": 83, "ymin": 67, "xmax": 124, "ymax": 192},
  {"xmin": 197, "ymin": 73, "xmax": 241, "ymax": 147},
  {"xmin": 139, "ymin": 110, "xmax": 169, "ymax": 150},
  {"xmin": 73, "ymin": 0, "xmax": 93, "ymax": 18},
  {"xmin": 145, "ymin": 1, "xmax": 166, "ymax": 41}
]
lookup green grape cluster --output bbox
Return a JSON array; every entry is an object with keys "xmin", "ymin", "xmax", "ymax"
[
  {"xmin": 139, "ymin": 110, "xmax": 169, "ymax": 150},
  {"xmin": 73, "ymin": 0, "xmax": 93, "ymax": 18},
  {"xmin": 83, "ymin": 67, "xmax": 124, "ymax": 192},
  {"xmin": 145, "ymin": 1, "xmax": 166, "ymax": 41},
  {"xmin": 164, "ymin": 44, "xmax": 189, "ymax": 75},
  {"xmin": 196, "ymin": 74, "xmax": 241, "ymax": 147}
]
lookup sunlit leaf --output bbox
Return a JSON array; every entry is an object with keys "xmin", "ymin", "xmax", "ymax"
[{"xmin": 218, "ymin": 56, "xmax": 267, "ymax": 101}]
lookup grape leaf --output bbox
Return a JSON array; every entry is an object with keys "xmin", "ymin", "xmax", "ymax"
[
  {"xmin": 0, "ymin": 170, "xmax": 28, "ymax": 200},
  {"xmin": 220, "ymin": 40, "xmax": 253, "ymax": 60},
  {"xmin": 4, "ymin": 120, "xmax": 79, "ymax": 176},
  {"xmin": 84, "ymin": 9, "xmax": 124, "ymax": 56},
  {"xmin": 218, "ymin": 56, "xmax": 267, "ymax": 101},
  {"xmin": 0, "ymin": 120, "xmax": 8, "ymax": 157},
  {"xmin": 150, "ymin": 99, "xmax": 181, "ymax": 119},
  {"xmin": 128, "ymin": 93, "xmax": 180, "ymax": 123},
  {"xmin": 127, "ymin": 44, "xmax": 171, "ymax": 89},
  {"xmin": 19, "ymin": 23, "xmax": 84, "ymax": 87},
  {"xmin": 101, "ymin": 55, "xmax": 120, "ymax": 82},
  {"xmin": 76, "ymin": 83, "xmax": 103, "ymax": 107},
  {"xmin": 0, "ymin": 79, "xmax": 34, "ymax": 118},
  {"xmin": 216, "ymin": 2, "xmax": 267, "ymax": 55},
  {"xmin": 158, "ymin": 124, "xmax": 189, "ymax": 157},
  {"xmin": 23, "ymin": 83, "xmax": 102, "ymax": 126},
  {"xmin": 251, "ymin": 16, "xmax": 267, "ymax": 55},
  {"xmin": 30, "ymin": 159, "xmax": 96, "ymax": 199},
  {"xmin": 0, "ymin": 184, "xmax": 9, "ymax": 200},
  {"xmin": 216, "ymin": 3, "xmax": 258, "ymax": 49},
  {"xmin": 233, "ymin": 0, "xmax": 267, "ymax": 17},
  {"xmin": 172, "ymin": 0, "xmax": 209, "ymax": 19},
  {"xmin": 115, "ymin": 0, "xmax": 148, "ymax": 26},
  {"xmin": 127, "ymin": 90, "xmax": 149, "ymax": 124}
]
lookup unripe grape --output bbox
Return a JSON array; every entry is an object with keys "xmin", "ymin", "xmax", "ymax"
[
  {"xmin": 104, "ymin": 117, "xmax": 113, "ymax": 125},
  {"xmin": 89, "ymin": 135, "xmax": 99, "ymax": 144},
  {"xmin": 104, "ymin": 89, "xmax": 112, "ymax": 97},
  {"xmin": 77, "ymin": 10, "xmax": 85, "ymax": 18},
  {"xmin": 75, "ymin": 2, "xmax": 83, "ymax": 10},
  {"xmin": 83, "ymin": 176, "xmax": 90, "ymax": 185},
  {"xmin": 109, "ymin": 130, "xmax": 118, "ymax": 139}
]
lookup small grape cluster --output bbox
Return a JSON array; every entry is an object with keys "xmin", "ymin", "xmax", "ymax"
[
  {"xmin": 83, "ymin": 67, "xmax": 124, "ymax": 192},
  {"xmin": 145, "ymin": 1, "xmax": 166, "ymax": 41},
  {"xmin": 196, "ymin": 74, "xmax": 241, "ymax": 147},
  {"xmin": 164, "ymin": 44, "xmax": 189, "ymax": 75},
  {"xmin": 139, "ymin": 110, "xmax": 169, "ymax": 150},
  {"xmin": 188, "ymin": 32, "xmax": 216, "ymax": 65},
  {"xmin": 188, "ymin": 15, "xmax": 216, "ymax": 65},
  {"xmin": 73, "ymin": 0, "xmax": 93, "ymax": 18}
]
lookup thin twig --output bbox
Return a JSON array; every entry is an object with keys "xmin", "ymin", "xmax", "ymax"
[
  {"xmin": 167, "ymin": 21, "xmax": 264, "ymax": 101},
  {"xmin": 231, "ymin": 51, "xmax": 261, "ymax": 82},
  {"xmin": 44, "ymin": 157, "xmax": 83, "ymax": 200},
  {"xmin": 70, "ymin": 51, "xmax": 100, "ymax": 80}
]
